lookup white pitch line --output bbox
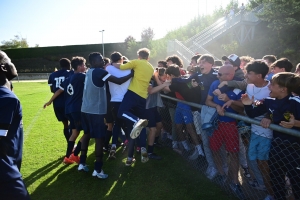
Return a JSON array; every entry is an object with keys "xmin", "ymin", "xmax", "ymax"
[{"xmin": 23, "ymin": 94, "xmax": 51, "ymax": 141}]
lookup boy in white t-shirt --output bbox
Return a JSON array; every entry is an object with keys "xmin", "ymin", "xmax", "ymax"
[{"xmin": 242, "ymin": 60, "xmax": 274, "ymax": 197}]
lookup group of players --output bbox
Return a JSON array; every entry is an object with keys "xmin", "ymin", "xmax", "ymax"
[{"xmin": 1, "ymin": 46, "xmax": 300, "ymax": 199}]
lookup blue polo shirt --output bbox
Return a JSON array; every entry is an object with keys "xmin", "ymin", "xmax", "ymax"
[
  {"xmin": 66, "ymin": 72, "xmax": 86, "ymax": 113},
  {"xmin": 0, "ymin": 86, "xmax": 23, "ymax": 182},
  {"xmin": 48, "ymin": 69, "xmax": 72, "ymax": 108},
  {"xmin": 208, "ymin": 80, "xmax": 243, "ymax": 122},
  {"xmin": 59, "ymin": 76, "xmax": 72, "ymax": 114}
]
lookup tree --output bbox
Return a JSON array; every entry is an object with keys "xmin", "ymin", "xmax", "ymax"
[
  {"xmin": 124, "ymin": 35, "xmax": 136, "ymax": 50},
  {"xmin": 0, "ymin": 35, "xmax": 29, "ymax": 50},
  {"xmin": 141, "ymin": 27, "xmax": 154, "ymax": 48}
]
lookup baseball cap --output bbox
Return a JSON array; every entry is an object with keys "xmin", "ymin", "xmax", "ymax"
[{"xmin": 222, "ymin": 54, "xmax": 241, "ymax": 67}]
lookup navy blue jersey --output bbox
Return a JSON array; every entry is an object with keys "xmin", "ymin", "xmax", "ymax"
[
  {"xmin": 0, "ymin": 86, "xmax": 23, "ymax": 181},
  {"xmin": 48, "ymin": 69, "xmax": 72, "ymax": 108},
  {"xmin": 59, "ymin": 76, "xmax": 72, "ymax": 114},
  {"xmin": 67, "ymin": 73, "xmax": 86, "ymax": 113},
  {"xmin": 245, "ymin": 95, "xmax": 300, "ymax": 143}
]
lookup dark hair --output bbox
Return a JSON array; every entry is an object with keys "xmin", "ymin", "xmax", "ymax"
[
  {"xmin": 158, "ymin": 67, "xmax": 166, "ymax": 76},
  {"xmin": 158, "ymin": 60, "xmax": 167, "ymax": 68},
  {"xmin": 88, "ymin": 52, "xmax": 104, "ymax": 66},
  {"xmin": 272, "ymin": 72, "xmax": 300, "ymax": 94},
  {"xmin": 137, "ymin": 48, "xmax": 150, "ymax": 59},
  {"xmin": 59, "ymin": 58, "xmax": 71, "ymax": 69},
  {"xmin": 165, "ymin": 64, "xmax": 180, "ymax": 77},
  {"xmin": 166, "ymin": 55, "xmax": 184, "ymax": 68},
  {"xmin": 199, "ymin": 54, "xmax": 214, "ymax": 65},
  {"xmin": 71, "ymin": 57, "xmax": 86, "ymax": 70},
  {"xmin": 246, "ymin": 60, "xmax": 269, "ymax": 78},
  {"xmin": 110, "ymin": 52, "xmax": 123, "ymax": 63},
  {"xmin": 262, "ymin": 55, "xmax": 277, "ymax": 63},
  {"xmin": 191, "ymin": 54, "xmax": 201, "ymax": 63},
  {"xmin": 103, "ymin": 57, "xmax": 110, "ymax": 65},
  {"xmin": 271, "ymin": 58, "xmax": 293, "ymax": 72}
]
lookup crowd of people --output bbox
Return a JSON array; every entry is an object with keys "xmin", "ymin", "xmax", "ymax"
[{"xmin": 1, "ymin": 47, "xmax": 300, "ymax": 200}]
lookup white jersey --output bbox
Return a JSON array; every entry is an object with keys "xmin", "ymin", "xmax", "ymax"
[
  {"xmin": 106, "ymin": 65, "xmax": 131, "ymax": 102},
  {"xmin": 246, "ymin": 81, "xmax": 273, "ymax": 138}
]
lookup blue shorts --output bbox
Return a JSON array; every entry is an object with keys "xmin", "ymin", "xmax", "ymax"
[
  {"xmin": 248, "ymin": 133, "xmax": 272, "ymax": 160},
  {"xmin": 66, "ymin": 112, "xmax": 83, "ymax": 131},
  {"xmin": 105, "ymin": 101, "xmax": 113, "ymax": 124},
  {"xmin": 0, "ymin": 177, "xmax": 30, "ymax": 200},
  {"xmin": 175, "ymin": 102, "xmax": 193, "ymax": 124},
  {"xmin": 54, "ymin": 107, "xmax": 67, "ymax": 121},
  {"xmin": 146, "ymin": 107, "xmax": 162, "ymax": 127},
  {"xmin": 81, "ymin": 112, "xmax": 106, "ymax": 139}
]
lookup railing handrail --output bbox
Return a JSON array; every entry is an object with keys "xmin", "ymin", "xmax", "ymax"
[{"xmin": 161, "ymin": 94, "xmax": 300, "ymax": 138}]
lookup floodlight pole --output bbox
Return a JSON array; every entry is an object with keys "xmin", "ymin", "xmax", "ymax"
[{"xmin": 99, "ymin": 30, "xmax": 105, "ymax": 57}]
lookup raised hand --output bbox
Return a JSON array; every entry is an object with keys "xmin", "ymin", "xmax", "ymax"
[{"xmin": 241, "ymin": 93, "xmax": 254, "ymax": 105}]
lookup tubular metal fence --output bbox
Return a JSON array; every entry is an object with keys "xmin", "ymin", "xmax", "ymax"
[{"xmin": 158, "ymin": 94, "xmax": 300, "ymax": 200}]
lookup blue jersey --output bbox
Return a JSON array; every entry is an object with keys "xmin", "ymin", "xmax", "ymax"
[
  {"xmin": 0, "ymin": 86, "xmax": 23, "ymax": 182},
  {"xmin": 59, "ymin": 76, "xmax": 72, "ymax": 114},
  {"xmin": 208, "ymin": 80, "xmax": 243, "ymax": 122},
  {"xmin": 67, "ymin": 73, "xmax": 86, "ymax": 113},
  {"xmin": 48, "ymin": 69, "xmax": 72, "ymax": 108}
]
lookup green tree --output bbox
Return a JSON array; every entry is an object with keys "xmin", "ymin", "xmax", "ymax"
[{"xmin": 0, "ymin": 35, "xmax": 29, "ymax": 50}]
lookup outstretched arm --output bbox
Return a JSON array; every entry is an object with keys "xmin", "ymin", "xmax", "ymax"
[
  {"xmin": 107, "ymin": 70, "xmax": 134, "ymax": 85},
  {"xmin": 43, "ymin": 89, "xmax": 63, "ymax": 108},
  {"xmin": 148, "ymin": 82, "xmax": 171, "ymax": 94}
]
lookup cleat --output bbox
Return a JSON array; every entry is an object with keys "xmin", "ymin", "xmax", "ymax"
[
  {"xmin": 125, "ymin": 158, "xmax": 136, "ymax": 166},
  {"xmin": 141, "ymin": 147, "xmax": 149, "ymax": 163},
  {"xmin": 242, "ymin": 166, "xmax": 251, "ymax": 179},
  {"xmin": 63, "ymin": 157, "xmax": 75, "ymax": 164},
  {"xmin": 92, "ymin": 170, "xmax": 108, "ymax": 179},
  {"xmin": 148, "ymin": 153, "xmax": 162, "ymax": 160},
  {"xmin": 109, "ymin": 146, "xmax": 116, "ymax": 159},
  {"xmin": 78, "ymin": 164, "xmax": 89, "ymax": 172},
  {"xmin": 230, "ymin": 183, "xmax": 245, "ymax": 199},
  {"xmin": 69, "ymin": 153, "xmax": 80, "ymax": 164},
  {"xmin": 130, "ymin": 119, "xmax": 148, "ymax": 139}
]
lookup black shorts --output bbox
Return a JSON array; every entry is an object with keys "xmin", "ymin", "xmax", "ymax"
[
  {"xmin": 66, "ymin": 112, "xmax": 83, "ymax": 131},
  {"xmin": 81, "ymin": 112, "xmax": 106, "ymax": 139},
  {"xmin": 53, "ymin": 107, "xmax": 67, "ymax": 122},
  {"xmin": 105, "ymin": 101, "xmax": 113, "ymax": 124}
]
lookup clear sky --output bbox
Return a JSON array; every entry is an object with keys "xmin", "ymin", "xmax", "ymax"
[{"xmin": 1, "ymin": 0, "xmax": 247, "ymax": 47}]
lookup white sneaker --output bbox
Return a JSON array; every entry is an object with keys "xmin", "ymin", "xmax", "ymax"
[
  {"xmin": 206, "ymin": 167, "xmax": 218, "ymax": 180},
  {"xmin": 78, "ymin": 164, "xmax": 89, "ymax": 172},
  {"xmin": 188, "ymin": 149, "xmax": 199, "ymax": 160},
  {"xmin": 130, "ymin": 119, "xmax": 148, "ymax": 139},
  {"xmin": 141, "ymin": 147, "xmax": 149, "ymax": 163},
  {"xmin": 92, "ymin": 170, "xmax": 108, "ymax": 179}
]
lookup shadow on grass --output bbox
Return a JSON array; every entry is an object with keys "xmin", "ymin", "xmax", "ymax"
[{"xmin": 27, "ymin": 148, "xmax": 231, "ymax": 200}]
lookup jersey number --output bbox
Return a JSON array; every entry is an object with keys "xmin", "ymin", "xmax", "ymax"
[{"xmin": 54, "ymin": 77, "xmax": 65, "ymax": 88}]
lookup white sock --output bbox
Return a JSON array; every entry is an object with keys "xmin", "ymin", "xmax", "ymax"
[{"xmin": 182, "ymin": 140, "xmax": 190, "ymax": 151}]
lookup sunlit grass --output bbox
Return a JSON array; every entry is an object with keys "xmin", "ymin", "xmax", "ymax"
[{"xmin": 13, "ymin": 81, "xmax": 230, "ymax": 200}]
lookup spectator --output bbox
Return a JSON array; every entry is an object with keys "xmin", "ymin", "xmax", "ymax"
[
  {"xmin": 262, "ymin": 55, "xmax": 277, "ymax": 80},
  {"xmin": 166, "ymin": 55, "xmax": 186, "ymax": 75},
  {"xmin": 271, "ymin": 58, "xmax": 293, "ymax": 74},
  {"xmin": 206, "ymin": 64, "xmax": 245, "ymax": 199}
]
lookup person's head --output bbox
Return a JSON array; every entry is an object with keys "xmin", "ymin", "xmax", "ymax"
[
  {"xmin": 88, "ymin": 52, "xmax": 105, "ymax": 68},
  {"xmin": 295, "ymin": 63, "xmax": 300, "ymax": 75},
  {"xmin": 59, "ymin": 58, "xmax": 71, "ymax": 70},
  {"xmin": 240, "ymin": 56, "xmax": 254, "ymax": 71},
  {"xmin": 110, "ymin": 51, "xmax": 123, "ymax": 63},
  {"xmin": 222, "ymin": 54, "xmax": 241, "ymax": 71},
  {"xmin": 190, "ymin": 54, "xmax": 201, "ymax": 67},
  {"xmin": 217, "ymin": 64, "xmax": 235, "ymax": 82},
  {"xmin": 158, "ymin": 60, "xmax": 167, "ymax": 68},
  {"xmin": 245, "ymin": 60, "xmax": 269, "ymax": 84},
  {"xmin": 137, "ymin": 48, "xmax": 150, "ymax": 60},
  {"xmin": 71, "ymin": 56, "xmax": 86, "ymax": 72},
  {"xmin": 0, "ymin": 51, "xmax": 17, "ymax": 81},
  {"xmin": 157, "ymin": 67, "xmax": 167, "ymax": 82},
  {"xmin": 198, "ymin": 54, "xmax": 214, "ymax": 74},
  {"xmin": 166, "ymin": 55, "xmax": 184, "ymax": 68},
  {"xmin": 103, "ymin": 57, "xmax": 110, "ymax": 68},
  {"xmin": 271, "ymin": 58, "xmax": 293, "ymax": 74},
  {"xmin": 269, "ymin": 72, "xmax": 300, "ymax": 99},
  {"xmin": 262, "ymin": 55, "xmax": 277, "ymax": 67},
  {"xmin": 165, "ymin": 64, "xmax": 180, "ymax": 81}
]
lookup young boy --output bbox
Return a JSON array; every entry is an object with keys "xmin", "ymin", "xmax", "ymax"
[
  {"xmin": 0, "ymin": 51, "xmax": 30, "ymax": 199},
  {"xmin": 112, "ymin": 48, "xmax": 154, "ymax": 165},
  {"xmin": 242, "ymin": 72, "xmax": 300, "ymax": 200},
  {"xmin": 47, "ymin": 58, "xmax": 72, "ymax": 142},
  {"xmin": 80, "ymin": 52, "xmax": 133, "ymax": 178}
]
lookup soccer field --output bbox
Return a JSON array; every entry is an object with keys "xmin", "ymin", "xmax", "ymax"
[{"xmin": 14, "ymin": 81, "xmax": 231, "ymax": 200}]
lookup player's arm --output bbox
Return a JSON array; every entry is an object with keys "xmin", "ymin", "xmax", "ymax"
[
  {"xmin": 148, "ymin": 82, "xmax": 171, "ymax": 94},
  {"xmin": 106, "ymin": 70, "xmax": 134, "ymax": 85},
  {"xmin": 112, "ymin": 61, "xmax": 134, "ymax": 70},
  {"xmin": 206, "ymin": 95, "xmax": 224, "ymax": 116},
  {"xmin": 43, "ymin": 89, "xmax": 64, "ymax": 108}
]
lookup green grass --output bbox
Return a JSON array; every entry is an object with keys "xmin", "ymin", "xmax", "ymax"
[{"xmin": 13, "ymin": 81, "xmax": 231, "ymax": 200}]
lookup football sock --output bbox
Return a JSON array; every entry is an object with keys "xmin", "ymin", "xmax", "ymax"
[
  {"xmin": 148, "ymin": 145, "xmax": 154, "ymax": 154},
  {"xmin": 63, "ymin": 128, "xmax": 70, "ymax": 142},
  {"xmin": 74, "ymin": 141, "xmax": 81, "ymax": 156},
  {"xmin": 66, "ymin": 141, "xmax": 75, "ymax": 158},
  {"xmin": 94, "ymin": 161, "xmax": 103, "ymax": 173},
  {"xmin": 154, "ymin": 136, "xmax": 159, "ymax": 144}
]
